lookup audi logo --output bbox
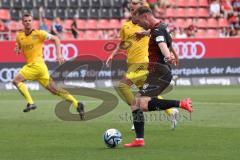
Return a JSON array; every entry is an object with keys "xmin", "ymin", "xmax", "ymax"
[
  {"xmin": 0, "ymin": 68, "xmax": 21, "ymax": 83},
  {"xmin": 173, "ymin": 41, "xmax": 206, "ymax": 59},
  {"xmin": 43, "ymin": 43, "xmax": 78, "ymax": 62}
]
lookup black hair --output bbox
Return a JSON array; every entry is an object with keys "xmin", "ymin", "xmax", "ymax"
[{"xmin": 22, "ymin": 13, "xmax": 32, "ymax": 20}]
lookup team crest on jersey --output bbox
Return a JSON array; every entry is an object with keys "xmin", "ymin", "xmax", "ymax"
[
  {"xmin": 32, "ymin": 35, "xmax": 37, "ymax": 40},
  {"xmin": 143, "ymin": 83, "xmax": 149, "ymax": 89}
]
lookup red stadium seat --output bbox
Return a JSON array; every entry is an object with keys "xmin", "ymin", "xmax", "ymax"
[
  {"xmin": 166, "ymin": 8, "xmax": 176, "ymax": 17},
  {"xmin": 0, "ymin": 26, "xmax": 4, "ymax": 31},
  {"xmin": 168, "ymin": 0, "xmax": 176, "ymax": 5},
  {"xmin": 218, "ymin": 18, "xmax": 229, "ymax": 28},
  {"xmin": 207, "ymin": 18, "xmax": 218, "ymax": 28},
  {"xmin": 176, "ymin": 8, "xmax": 187, "ymax": 17},
  {"xmin": 96, "ymin": 30, "xmax": 104, "ymax": 39},
  {"xmin": 10, "ymin": 21, "xmax": 18, "ymax": 31},
  {"xmin": 109, "ymin": 19, "xmax": 121, "ymax": 29},
  {"xmin": 198, "ymin": 0, "xmax": 209, "ymax": 7},
  {"xmin": 10, "ymin": 32, "xmax": 16, "ymax": 40},
  {"xmin": 198, "ymin": 8, "xmax": 209, "ymax": 17},
  {"xmin": 195, "ymin": 29, "xmax": 206, "ymax": 37},
  {"xmin": 185, "ymin": 18, "xmax": 193, "ymax": 26},
  {"xmin": 177, "ymin": 0, "xmax": 188, "ymax": 7},
  {"xmin": 197, "ymin": 18, "xmax": 207, "ymax": 28},
  {"xmin": 175, "ymin": 19, "xmax": 186, "ymax": 28},
  {"xmin": 85, "ymin": 30, "xmax": 96, "ymax": 39},
  {"xmin": 64, "ymin": 19, "xmax": 73, "ymax": 30},
  {"xmin": 64, "ymin": 32, "xmax": 73, "ymax": 40},
  {"xmin": 0, "ymin": 9, "xmax": 10, "ymax": 20},
  {"xmin": 64, "ymin": 30, "xmax": 85, "ymax": 40},
  {"xmin": 33, "ymin": 20, "xmax": 40, "ymax": 29},
  {"xmin": 187, "ymin": 8, "xmax": 198, "ymax": 17},
  {"xmin": 86, "ymin": 19, "xmax": 98, "ymax": 29},
  {"xmin": 98, "ymin": 19, "xmax": 109, "ymax": 29},
  {"xmin": 188, "ymin": 0, "xmax": 198, "ymax": 7},
  {"xmin": 45, "ymin": 19, "xmax": 52, "ymax": 30},
  {"xmin": 206, "ymin": 29, "xmax": 218, "ymax": 37},
  {"xmin": 78, "ymin": 31, "xmax": 85, "ymax": 39},
  {"xmin": 77, "ymin": 19, "xmax": 86, "ymax": 29},
  {"xmin": 120, "ymin": 19, "xmax": 127, "ymax": 25},
  {"xmin": 16, "ymin": 21, "xmax": 23, "ymax": 30}
]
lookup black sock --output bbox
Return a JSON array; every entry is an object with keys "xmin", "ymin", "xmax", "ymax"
[
  {"xmin": 148, "ymin": 98, "xmax": 180, "ymax": 111},
  {"xmin": 132, "ymin": 109, "xmax": 144, "ymax": 139}
]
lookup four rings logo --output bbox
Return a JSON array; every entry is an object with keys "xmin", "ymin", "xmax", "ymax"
[
  {"xmin": 173, "ymin": 41, "xmax": 206, "ymax": 59},
  {"xmin": 43, "ymin": 43, "xmax": 78, "ymax": 62},
  {"xmin": 0, "ymin": 68, "xmax": 21, "ymax": 83}
]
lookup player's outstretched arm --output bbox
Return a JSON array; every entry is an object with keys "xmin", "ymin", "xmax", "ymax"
[
  {"xmin": 15, "ymin": 33, "xmax": 22, "ymax": 55},
  {"xmin": 158, "ymin": 43, "xmax": 176, "ymax": 65},
  {"xmin": 106, "ymin": 43, "xmax": 122, "ymax": 66},
  {"xmin": 49, "ymin": 35, "xmax": 64, "ymax": 64},
  {"xmin": 14, "ymin": 42, "xmax": 21, "ymax": 55},
  {"xmin": 170, "ymin": 46, "xmax": 179, "ymax": 66},
  {"xmin": 135, "ymin": 29, "xmax": 150, "ymax": 41}
]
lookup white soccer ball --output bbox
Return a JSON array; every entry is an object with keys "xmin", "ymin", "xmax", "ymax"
[{"xmin": 103, "ymin": 129, "xmax": 122, "ymax": 148}]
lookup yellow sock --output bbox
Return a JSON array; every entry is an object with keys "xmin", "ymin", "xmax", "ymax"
[
  {"xmin": 117, "ymin": 83, "xmax": 134, "ymax": 105},
  {"xmin": 56, "ymin": 89, "xmax": 78, "ymax": 108},
  {"xmin": 17, "ymin": 82, "xmax": 34, "ymax": 104},
  {"xmin": 157, "ymin": 95, "xmax": 174, "ymax": 116},
  {"xmin": 165, "ymin": 108, "xmax": 174, "ymax": 116}
]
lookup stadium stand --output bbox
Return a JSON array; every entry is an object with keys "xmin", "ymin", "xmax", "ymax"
[{"xmin": 0, "ymin": 0, "xmax": 239, "ymax": 40}]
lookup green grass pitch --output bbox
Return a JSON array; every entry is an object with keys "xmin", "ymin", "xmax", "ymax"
[{"xmin": 0, "ymin": 86, "xmax": 240, "ymax": 160}]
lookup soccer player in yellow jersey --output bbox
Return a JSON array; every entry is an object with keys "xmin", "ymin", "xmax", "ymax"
[
  {"xmin": 106, "ymin": 0, "xmax": 179, "ymax": 129},
  {"xmin": 12, "ymin": 13, "xmax": 84, "ymax": 119}
]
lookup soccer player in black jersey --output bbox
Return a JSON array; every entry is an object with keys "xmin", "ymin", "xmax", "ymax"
[{"xmin": 124, "ymin": 6, "xmax": 193, "ymax": 148}]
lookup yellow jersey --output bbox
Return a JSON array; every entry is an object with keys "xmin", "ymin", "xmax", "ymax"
[
  {"xmin": 120, "ymin": 20, "xmax": 149, "ymax": 64},
  {"xmin": 16, "ymin": 30, "xmax": 49, "ymax": 64}
]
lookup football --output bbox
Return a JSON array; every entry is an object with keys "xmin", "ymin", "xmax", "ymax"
[{"xmin": 103, "ymin": 129, "xmax": 122, "ymax": 148}]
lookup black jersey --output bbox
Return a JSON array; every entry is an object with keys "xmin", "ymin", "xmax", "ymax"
[{"xmin": 148, "ymin": 22, "xmax": 172, "ymax": 72}]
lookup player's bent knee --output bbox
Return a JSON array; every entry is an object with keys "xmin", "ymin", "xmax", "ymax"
[
  {"xmin": 12, "ymin": 79, "xmax": 19, "ymax": 86},
  {"xmin": 139, "ymin": 100, "xmax": 149, "ymax": 112},
  {"xmin": 140, "ymin": 105, "xmax": 148, "ymax": 112},
  {"xmin": 46, "ymin": 86, "xmax": 57, "ymax": 95}
]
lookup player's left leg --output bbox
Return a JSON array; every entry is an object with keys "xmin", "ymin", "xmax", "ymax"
[
  {"xmin": 37, "ymin": 63, "xmax": 84, "ymax": 119},
  {"xmin": 124, "ymin": 69, "xmax": 192, "ymax": 147}
]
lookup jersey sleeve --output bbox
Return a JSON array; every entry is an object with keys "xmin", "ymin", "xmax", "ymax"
[
  {"xmin": 38, "ymin": 30, "xmax": 52, "ymax": 41},
  {"xmin": 153, "ymin": 28, "xmax": 167, "ymax": 44},
  {"xmin": 16, "ymin": 32, "xmax": 20, "ymax": 44},
  {"xmin": 15, "ymin": 32, "xmax": 22, "ymax": 48}
]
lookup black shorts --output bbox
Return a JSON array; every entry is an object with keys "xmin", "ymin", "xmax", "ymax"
[{"xmin": 139, "ymin": 64, "xmax": 172, "ymax": 97}]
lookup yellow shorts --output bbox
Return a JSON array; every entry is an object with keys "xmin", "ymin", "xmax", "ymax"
[
  {"xmin": 19, "ymin": 62, "xmax": 50, "ymax": 87},
  {"xmin": 125, "ymin": 63, "xmax": 149, "ymax": 88}
]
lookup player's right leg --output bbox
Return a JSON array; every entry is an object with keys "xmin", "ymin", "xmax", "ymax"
[
  {"xmin": 12, "ymin": 74, "xmax": 37, "ymax": 112},
  {"xmin": 124, "ymin": 96, "xmax": 192, "ymax": 148},
  {"xmin": 158, "ymin": 96, "xmax": 179, "ymax": 129}
]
